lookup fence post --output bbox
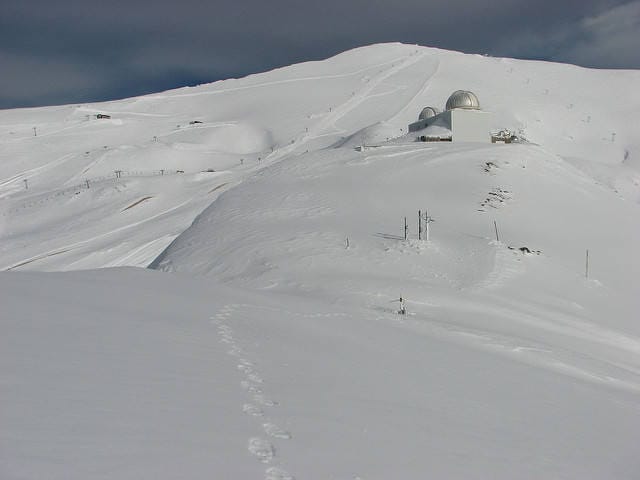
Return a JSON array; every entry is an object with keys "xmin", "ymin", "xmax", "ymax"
[
  {"xmin": 425, "ymin": 210, "xmax": 431, "ymax": 242},
  {"xmin": 585, "ymin": 249, "xmax": 589, "ymax": 279}
]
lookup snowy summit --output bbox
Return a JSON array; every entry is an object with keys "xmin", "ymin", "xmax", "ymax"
[{"xmin": 1, "ymin": 43, "xmax": 640, "ymax": 479}]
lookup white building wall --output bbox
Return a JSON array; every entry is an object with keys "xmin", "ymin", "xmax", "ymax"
[{"xmin": 451, "ymin": 110, "xmax": 491, "ymax": 143}]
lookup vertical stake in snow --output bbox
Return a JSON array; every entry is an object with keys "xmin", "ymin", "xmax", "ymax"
[
  {"xmin": 425, "ymin": 210, "xmax": 433, "ymax": 242},
  {"xmin": 404, "ymin": 217, "xmax": 408, "ymax": 241},
  {"xmin": 85, "ymin": 179, "xmax": 90, "ymax": 189},
  {"xmin": 585, "ymin": 249, "xmax": 589, "ymax": 279},
  {"xmin": 33, "ymin": 127, "xmax": 37, "ymax": 137},
  {"xmin": 494, "ymin": 220, "xmax": 500, "ymax": 242},
  {"xmin": 418, "ymin": 210, "xmax": 422, "ymax": 240},
  {"xmin": 346, "ymin": 237, "xmax": 350, "ymax": 249},
  {"xmin": 23, "ymin": 179, "xmax": 28, "ymax": 190}
]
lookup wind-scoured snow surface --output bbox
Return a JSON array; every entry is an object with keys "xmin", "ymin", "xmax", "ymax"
[{"xmin": 1, "ymin": 43, "xmax": 640, "ymax": 479}]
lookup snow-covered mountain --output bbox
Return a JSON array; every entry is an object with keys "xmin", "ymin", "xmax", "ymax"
[{"xmin": 2, "ymin": 43, "xmax": 639, "ymax": 479}]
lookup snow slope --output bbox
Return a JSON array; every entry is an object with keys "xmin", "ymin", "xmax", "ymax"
[
  {"xmin": 2, "ymin": 43, "xmax": 640, "ymax": 479},
  {"xmin": 1, "ymin": 43, "xmax": 638, "ymax": 270},
  {"xmin": 3, "ymin": 268, "xmax": 640, "ymax": 479}
]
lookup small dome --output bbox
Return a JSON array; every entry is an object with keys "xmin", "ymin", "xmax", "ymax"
[
  {"xmin": 418, "ymin": 106, "xmax": 440, "ymax": 120},
  {"xmin": 445, "ymin": 90, "xmax": 480, "ymax": 110}
]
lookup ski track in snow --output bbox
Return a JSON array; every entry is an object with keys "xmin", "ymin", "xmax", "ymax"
[
  {"xmin": 212, "ymin": 304, "xmax": 295, "ymax": 480},
  {"xmin": 150, "ymin": 57, "xmax": 411, "ymax": 100},
  {"xmin": 2, "ymin": 199, "xmax": 192, "ymax": 271},
  {"xmin": 267, "ymin": 50, "xmax": 427, "ymax": 162},
  {"xmin": 372, "ymin": 298, "xmax": 640, "ymax": 395},
  {"xmin": 0, "ymin": 153, "xmax": 76, "ymax": 189},
  {"xmin": 386, "ymin": 52, "xmax": 441, "ymax": 123}
]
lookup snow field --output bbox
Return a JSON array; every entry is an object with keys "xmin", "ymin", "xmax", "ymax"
[
  {"xmin": 4, "ymin": 268, "xmax": 639, "ymax": 479},
  {"xmin": 1, "ymin": 42, "xmax": 640, "ymax": 478}
]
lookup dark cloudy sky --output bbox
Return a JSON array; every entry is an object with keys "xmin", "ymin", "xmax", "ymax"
[{"xmin": 1, "ymin": 0, "xmax": 639, "ymax": 109}]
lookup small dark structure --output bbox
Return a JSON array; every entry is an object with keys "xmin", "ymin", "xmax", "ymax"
[
  {"xmin": 491, "ymin": 129, "xmax": 517, "ymax": 143},
  {"xmin": 96, "ymin": 114, "xmax": 111, "ymax": 119},
  {"xmin": 420, "ymin": 135, "xmax": 452, "ymax": 142},
  {"xmin": 507, "ymin": 246, "xmax": 542, "ymax": 255}
]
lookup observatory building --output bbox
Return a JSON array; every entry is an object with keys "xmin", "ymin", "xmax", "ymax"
[{"xmin": 409, "ymin": 90, "xmax": 491, "ymax": 143}]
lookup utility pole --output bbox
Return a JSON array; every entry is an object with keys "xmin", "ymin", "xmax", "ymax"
[{"xmin": 418, "ymin": 210, "xmax": 422, "ymax": 240}]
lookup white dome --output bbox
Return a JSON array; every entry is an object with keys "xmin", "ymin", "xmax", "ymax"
[
  {"xmin": 418, "ymin": 106, "xmax": 440, "ymax": 120},
  {"xmin": 445, "ymin": 90, "xmax": 480, "ymax": 110}
]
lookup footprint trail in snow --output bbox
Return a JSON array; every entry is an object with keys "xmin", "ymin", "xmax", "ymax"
[{"xmin": 212, "ymin": 304, "xmax": 294, "ymax": 479}]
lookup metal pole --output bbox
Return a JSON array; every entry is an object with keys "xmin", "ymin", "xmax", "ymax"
[
  {"xmin": 404, "ymin": 217, "xmax": 408, "ymax": 240},
  {"xmin": 585, "ymin": 249, "xmax": 589, "ymax": 279},
  {"xmin": 494, "ymin": 220, "xmax": 500, "ymax": 242},
  {"xmin": 426, "ymin": 210, "xmax": 430, "ymax": 242},
  {"xmin": 418, "ymin": 210, "xmax": 422, "ymax": 240}
]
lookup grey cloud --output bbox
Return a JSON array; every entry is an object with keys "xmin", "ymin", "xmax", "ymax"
[
  {"xmin": 555, "ymin": 1, "xmax": 640, "ymax": 68},
  {"xmin": 0, "ymin": 51, "xmax": 115, "ymax": 107},
  {"xmin": 0, "ymin": 0, "xmax": 636, "ymax": 109}
]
